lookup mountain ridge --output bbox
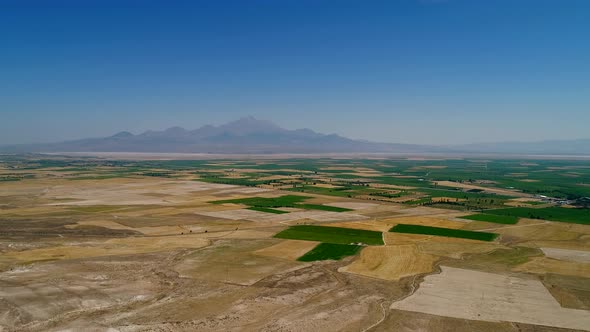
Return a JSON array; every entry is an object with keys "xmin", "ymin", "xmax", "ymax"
[{"xmin": 1, "ymin": 117, "xmax": 589, "ymax": 155}]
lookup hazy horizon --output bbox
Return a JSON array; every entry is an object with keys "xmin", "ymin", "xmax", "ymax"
[
  {"xmin": 2, "ymin": 0, "xmax": 589, "ymax": 145},
  {"xmin": 5, "ymin": 115, "xmax": 590, "ymax": 147}
]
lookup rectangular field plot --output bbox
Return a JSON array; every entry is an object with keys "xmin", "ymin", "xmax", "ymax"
[
  {"xmin": 391, "ymin": 266, "xmax": 590, "ymax": 331},
  {"xmin": 485, "ymin": 207, "xmax": 590, "ymax": 225},
  {"xmin": 275, "ymin": 225, "xmax": 384, "ymax": 245},
  {"xmin": 210, "ymin": 195, "xmax": 352, "ymax": 212},
  {"xmin": 460, "ymin": 213, "xmax": 519, "ymax": 224},
  {"xmin": 211, "ymin": 195, "xmax": 309, "ymax": 206},
  {"xmin": 297, "ymin": 243, "xmax": 362, "ymax": 262},
  {"xmin": 390, "ymin": 224, "xmax": 498, "ymax": 241}
]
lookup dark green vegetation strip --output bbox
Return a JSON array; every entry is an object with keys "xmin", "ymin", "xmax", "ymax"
[
  {"xmin": 297, "ymin": 243, "xmax": 362, "ymax": 262},
  {"xmin": 460, "ymin": 213, "xmax": 519, "ymax": 225},
  {"xmin": 390, "ymin": 224, "xmax": 498, "ymax": 241},
  {"xmin": 274, "ymin": 225, "xmax": 384, "ymax": 245},
  {"xmin": 210, "ymin": 195, "xmax": 353, "ymax": 212},
  {"xmin": 211, "ymin": 195, "xmax": 310, "ymax": 206},
  {"xmin": 246, "ymin": 207, "xmax": 288, "ymax": 214},
  {"xmin": 485, "ymin": 207, "xmax": 590, "ymax": 225}
]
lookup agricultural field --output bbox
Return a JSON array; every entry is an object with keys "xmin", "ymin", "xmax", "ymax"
[
  {"xmin": 274, "ymin": 225, "xmax": 384, "ymax": 245},
  {"xmin": 390, "ymin": 224, "xmax": 499, "ymax": 241},
  {"xmin": 485, "ymin": 207, "xmax": 590, "ymax": 225},
  {"xmin": 297, "ymin": 243, "xmax": 362, "ymax": 261},
  {"xmin": 0, "ymin": 154, "xmax": 589, "ymax": 331}
]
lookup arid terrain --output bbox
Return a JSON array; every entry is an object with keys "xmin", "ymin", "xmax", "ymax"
[{"xmin": 1, "ymin": 155, "xmax": 589, "ymax": 331}]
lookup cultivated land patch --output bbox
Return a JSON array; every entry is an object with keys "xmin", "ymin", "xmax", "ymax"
[
  {"xmin": 390, "ymin": 266, "xmax": 590, "ymax": 331},
  {"xmin": 274, "ymin": 225, "xmax": 384, "ymax": 245},
  {"xmin": 383, "ymin": 215, "xmax": 466, "ymax": 229},
  {"xmin": 541, "ymin": 247, "xmax": 590, "ymax": 263},
  {"xmin": 210, "ymin": 195, "xmax": 353, "ymax": 212},
  {"xmin": 459, "ymin": 213, "xmax": 519, "ymax": 225},
  {"xmin": 390, "ymin": 224, "xmax": 498, "ymax": 241},
  {"xmin": 339, "ymin": 244, "xmax": 437, "ymax": 281},
  {"xmin": 486, "ymin": 207, "xmax": 590, "ymax": 225},
  {"xmin": 297, "ymin": 243, "xmax": 362, "ymax": 262}
]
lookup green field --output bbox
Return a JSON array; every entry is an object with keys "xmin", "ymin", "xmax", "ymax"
[
  {"xmin": 297, "ymin": 243, "xmax": 362, "ymax": 261},
  {"xmin": 485, "ymin": 207, "xmax": 590, "ymax": 225},
  {"xmin": 274, "ymin": 225, "xmax": 384, "ymax": 245},
  {"xmin": 246, "ymin": 207, "xmax": 288, "ymax": 214},
  {"xmin": 390, "ymin": 224, "xmax": 498, "ymax": 241},
  {"xmin": 211, "ymin": 195, "xmax": 309, "ymax": 206},
  {"xmin": 210, "ymin": 195, "xmax": 352, "ymax": 212},
  {"xmin": 460, "ymin": 213, "xmax": 519, "ymax": 224}
]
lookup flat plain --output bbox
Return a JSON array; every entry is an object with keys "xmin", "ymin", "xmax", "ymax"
[{"xmin": 1, "ymin": 155, "xmax": 589, "ymax": 331}]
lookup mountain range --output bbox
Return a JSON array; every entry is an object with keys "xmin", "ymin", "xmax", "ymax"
[{"xmin": 1, "ymin": 117, "xmax": 589, "ymax": 155}]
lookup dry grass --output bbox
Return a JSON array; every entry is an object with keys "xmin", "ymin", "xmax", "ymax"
[
  {"xmin": 340, "ymin": 245, "xmax": 437, "ymax": 281},
  {"xmin": 513, "ymin": 257, "xmax": 590, "ymax": 278},
  {"xmin": 4, "ymin": 236, "xmax": 210, "ymax": 263}
]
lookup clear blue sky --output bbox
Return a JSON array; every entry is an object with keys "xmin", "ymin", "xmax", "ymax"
[{"xmin": 1, "ymin": 0, "xmax": 589, "ymax": 145}]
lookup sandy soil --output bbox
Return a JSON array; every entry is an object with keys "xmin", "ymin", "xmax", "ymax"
[
  {"xmin": 391, "ymin": 266, "xmax": 590, "ymax": 331},
  {"xmin": 541, "ymin": 247, "xmax": 590, "ymax": 263}
]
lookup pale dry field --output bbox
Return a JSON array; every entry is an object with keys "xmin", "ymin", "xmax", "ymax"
[
  {"xmin": 391, "ymin": 266, "xmax": 590, "ymax": 331},
  {"xmin": 541, "ymin": 247, "xmax": 590, "ymax": 263}
]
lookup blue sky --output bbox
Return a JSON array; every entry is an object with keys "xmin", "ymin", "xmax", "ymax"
[{"xmin": 1, "ymin": 0, "xmax": 589, "ymax": 145}]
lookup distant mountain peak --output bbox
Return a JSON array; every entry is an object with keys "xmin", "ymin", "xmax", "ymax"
[
  {"xmin": 111, "ymin": 131, "xmax": 134, "ymax": 138},
  {"xmin": 224, "ymin": 116, "xmax": 280, "ymax": 128},
  {"xmin": 218, "ymin": 116, "xmax": 283, "ymax": 135},
  {"xmin": 0, "ymin": 117, "xmax": 436, "ymax": 154},
  {"xmin": 164, "ymin": 126, "xmax": 188, "ymax": 135}
]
